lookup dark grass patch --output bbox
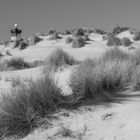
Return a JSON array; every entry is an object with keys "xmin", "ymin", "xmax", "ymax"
[
  {"xmin": 133, "ymin": 31, "xmax": 140, "ymax": 41},
  {"xmin": 19, "ymin": 40, "xmax": 29, "ymax": 50},
  {"xmin": 0, "ymin": 58, "xmax": 44, "ymax": 72},
  {"xmin": 72, "ymin": 36, "xmax": 86, "ymax": 48},
  {"xmin": 29, "ymin": 35, "xmax": 42, "ymax": 45},
  {"xmin": 112, "ymin": 26, "xmax": 129, "ymax": 35},
  {"xmin": 13, "ymin": 39, "xmax": 21, "ymax": 48},
  {"xmin": 102, "ymin": 47, "xmax": 132, "ymax": 60},
  {"xmin": 49, "ymin": 32, "xmax": 62, "ymax": 40},
  {"xmin": 72, "ymin": 28, "xmax": 85, "ymax": 37},
  {"xmin": 106, "ymin": 34, "xmax": 122, "ymax": 46},
  {"xmin": 121, "ymin": 37, "xmax": 132, "ymax": 47},
  {"xmin": 44, "ymin": 48, "xmax": 78, "ymax": 73},
  {"xmin": 0, "ymin": 75, "xmax": 82, "ymax": 139},
  {"xmin": 48, "ymin": 29, "xmax": 57, "ymax": 35},
  {"xmin": 102, "ymin": 34, "xmax": 108, "ymax": 41},
  {"xmin": 65, "ymin": 37, "xmax": 73, "ymax": 44},
  {"xmin": 69, "ymin": 48, "xmax": 137, "ymax": 102},
  {"xmin": 0, "ymin": 77, "xmax": 61, "ymax": 139},
  {"xmin": 6, "ymin": 57, "xmax": 30, "ymax": 70},
  {"xmin": 64, "ymin": 30, "xmax": 71, "ymax": 35},
  {"xmin": 94, "ymin": 28, "xmax": 107, "ymax": 35}
]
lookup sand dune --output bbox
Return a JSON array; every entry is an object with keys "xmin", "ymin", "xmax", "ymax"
[{"xmin": 1, "ymin": 31, "xmax": 140, "ymax": 140}]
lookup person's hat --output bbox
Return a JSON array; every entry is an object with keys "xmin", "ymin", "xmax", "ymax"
[{"xmin": 14, "ymin": 24, "xmax": 18, "ymax": 27}]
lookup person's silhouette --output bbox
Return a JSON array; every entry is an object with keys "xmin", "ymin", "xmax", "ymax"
[{"xmin": 10, "ymin": 24, "xmax": 22, "ymax": 41}]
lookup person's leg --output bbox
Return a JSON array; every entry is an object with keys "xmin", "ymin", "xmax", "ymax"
[{"xmin": 11, "ymin": 36, "xmax": 16, "ymax": 41}]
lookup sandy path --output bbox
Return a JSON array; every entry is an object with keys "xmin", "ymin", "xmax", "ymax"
[{"xmin": 20, "ymin": 92, "xmax": 140, "ymax": 140}]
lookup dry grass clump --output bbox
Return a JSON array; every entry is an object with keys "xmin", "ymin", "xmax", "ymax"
[
  {"xmin": 102, "ymin": 47, "xmax": 132, "ymax": 60},
  {"xmin": 65, "ymin": 37, "xmax": 73, "ymax": 44},
  {"xmin": 44, "ymin": 49, "xmax": 77, "ymax": 73},
  {"xmin": 64, "ymin": 30, "xmax": 71, "ymax": 35},
  {"xmin": 82, "ymin": 34, "xmax": 90, "ymax": 41},
  {"xmin": 102, "ymin": 34, "xmax": 108, "ymax": 41},
  {"xmin": 121, "ymin": 37, "xmax": 132, "ymax": 47},
  {"xmin": 6, "ymin": 57, "xmax": 30, "ymax": 70},
  {"xmin": 0, "ymin": 58, "xmax": 43, "ymax": 72},
  {"xmin": 69, "ymin": 48, "xmax": 136, "ymax": 101},
  {"xmin": 132, "ymin": 48, "xmax": 140, "ymax": 65},
  {"xmin": 49, "ymin": 32, "xmax": 62, "ymax": 40},
  {"xmin": 48, "ymin": 29, "xmax": 57, "ymax": 35},
  {"xmin": 13, "ymin": 39, "xmax": 29, "ymax": 50},
  {"xmin": 0, "ymin": 74, "xmax": 83, "ymax": 139},
  {"xmin": 130, "ymin": 49, "xmax": 140, "ymax": 90},
  {"xmin": 72, "ymin": 36, "xmax": 85, "ymax": 48},
  {"xmin": 106, "ymin": 34, "xmax": 122, "ymax": 46},
  {"xmin": 0, "ymin": 76, "xmax": 65, "ymax": 139},
  {"xmin": 133, "ymin": 31, "xmax": 140, "ymax": 41},
  {"xmin": 13, "ymin": 35, "xmax": 42, "ymax": 48},
  {"xmin": 73, "ymin": 28, "xmax": 85, "ymax": 37},
  {"xmin": 130, "ymin": 68, "xmax": 140, "ymax": 90},
  {"xmin": 13, "ymin": 39, "xmax": 21, "ymax": 48},
  {"xmin": 112, "ymin": 26, "xmax": 129, "ymax": 35},
  {"xmin": 28, "ymin": 35, "xmax": 42, "ymax": 45},
  {"xmin": 94, "ymin": 28, "xmax": 106, "ymax": 35},
  {"xmin": 19, "ymin": 40, "xmax": 29, "ymax": 50}
]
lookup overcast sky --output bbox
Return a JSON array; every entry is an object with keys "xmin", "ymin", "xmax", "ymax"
[{"xmin": 0, "ymin": 0, "xmax": 140, "ymax": 40}]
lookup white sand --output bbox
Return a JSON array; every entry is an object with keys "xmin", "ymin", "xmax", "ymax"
[{"xmin": 1, "ymin": 31, "xmax": 140, "ymax": 140}]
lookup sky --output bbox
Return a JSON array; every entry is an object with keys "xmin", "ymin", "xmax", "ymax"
[{"xmin": 0, "ymin": 0, "xmax": 140, "ymax": 40}]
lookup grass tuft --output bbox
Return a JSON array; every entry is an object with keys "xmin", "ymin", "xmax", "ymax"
[
  {"xmin": 69, "ymin": 48, "xmax": 136, "ymax": 101},
  {"xmin": 44, "ymin": 49, "xmax": 77, "ymax": 73},
  {"xmin": 0, "ymin": 76, "xmax": 63, "ymax": 139},
  {"xmin": 29, "ymin": 35, "xmax": 42, "ymax": 45},
  {"xmin": 73, "ymin": 28, "xmax": 85, "ymax": 37},
  {"xmin": 121, "ymin": 37, "xmax": 132, "ymax": 47},
  {"xmin": 112, "ymin": 26, "xmax": 129, "ymax": 35},
  {"xmin": 133, "ymin": 31, "xmax": 140, "ymax": 41},
  {"xmin": 106, "ymin": 34, "xmax": 122, "ymax": 46},
  {"xmin": 7, "ymin": 57, "xmax": 30, "ymax": 70},
  {"xmin": 19, "ymin": 40, "xmax": 29, "ymax": 50},
  {"xmin": 49, "ymin": 32, "xmax": 62, "ymax": 40},
  {"xmin": 72, "ymin": 36, "xmax": 85, "ymax": 48},
  {"xmin": 94, "ymin": 28, "xmax": 106, "ymax": 35},
  {"xmin": 0, "ymin": 74, "xmax": 83, "ymax": 139},
  {"xmin": 65, "ymin": 37, "xmax": 73, "ymax": 44}
]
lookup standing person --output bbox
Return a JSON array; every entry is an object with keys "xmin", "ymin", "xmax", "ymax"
[{"xmin": 10, "ymin": 24, "xmax": 22, "ymax": 41}]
